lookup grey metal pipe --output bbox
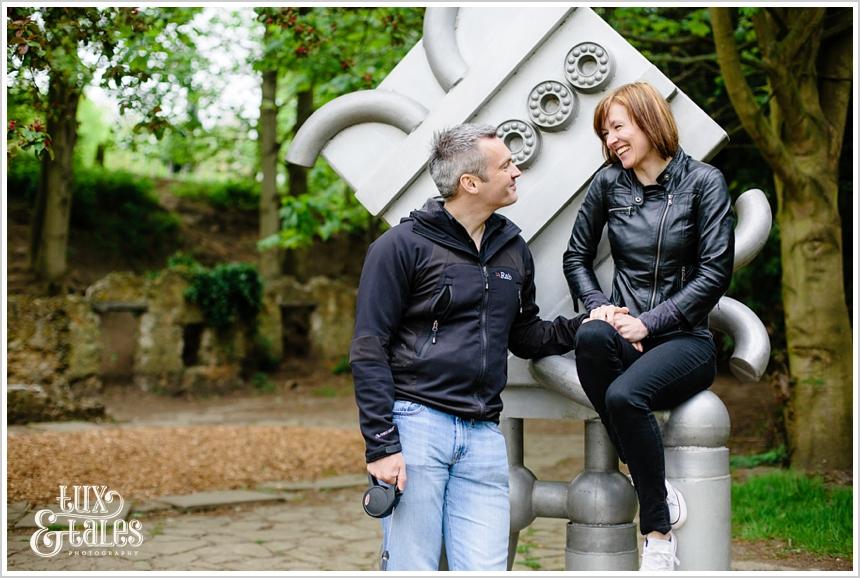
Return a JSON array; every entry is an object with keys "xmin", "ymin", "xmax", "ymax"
[
  {"xmin": 285, "ymin": 90, "xmax": 428, "ymax": 167},
  {"xmin": 662, "ymin": 390, "xmax": 732, "ymax": 570},
  {"xmin": 709, "ymin": 296, "xmax": 771, "ymax": 382},
  {"xmin": 529, "ymin": 355, "xmax": 593, "ymax": 409},
  {"xmin": 733, "ymin": 188, "xmax": 772, "ymax": 271},
  {"xmin": 422, "ymin": 8, "xmax": 467, "ymax": 92}
]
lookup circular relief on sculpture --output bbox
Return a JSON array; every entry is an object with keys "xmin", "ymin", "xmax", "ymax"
[
  {"xmin": 527, "ymin": 80, "xmax": 578, "ymax": 132},
  {"xmin": 496, "ymin": 119, "xmax": 541, "ymax": 169},
  {"xmin": 564, "ymin": 42, "xmax": 615, "ymax": 93}
]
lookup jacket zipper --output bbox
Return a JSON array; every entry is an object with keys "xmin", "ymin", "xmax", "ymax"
[
  {"xmin": 517, "ymin": 288, "xmax": 522, "ymax": 314},
  {"xmin": 608, "ymin": 206, "xmax": 633, "ymax": 216},
  {"xmin": 476, "ymin": 265, "xmax": 489, "ymax": 416},
  {"xmin": 418, "ymin": 319, "xmax": 439, "ymax": 357},
  {"xmin": 649, "ymin": 193, "xmax": 673, "ymax": 309},
  {"xmin": 681, "ymin": 265, "xmax": 686, "ymax": 286}
]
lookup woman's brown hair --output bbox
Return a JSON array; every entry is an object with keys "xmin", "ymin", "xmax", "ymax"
[{"xmin": 592, "ymin": 82, "xmax": 679, "ymax": 164}]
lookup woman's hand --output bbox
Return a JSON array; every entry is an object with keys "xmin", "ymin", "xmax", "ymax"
[
  {"xmin": 588, "ymin": 304, "xmax": 629, "ymax": 325},
  {"xmin": 614, "ymin": 314, "xmax": 648, "ymax": 351}
]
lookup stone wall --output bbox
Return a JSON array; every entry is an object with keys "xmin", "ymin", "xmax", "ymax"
[{"xmin": 7, "ymin": 270, "xmax": 358, "ymax": 422}]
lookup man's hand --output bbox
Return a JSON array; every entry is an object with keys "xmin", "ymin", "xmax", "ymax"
[
  {"xmin": 587, "ymin": 304, "xmax": 629, "ymax": 326},
  {"xmin": 367, "ymin": 452, "xmax": 407, "ymax": 492},
  {"xmin": 613, "ymin": 314, "xmax": 648, "ymax": 351}
]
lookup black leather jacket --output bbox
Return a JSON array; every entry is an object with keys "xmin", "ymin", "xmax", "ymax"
[{"xmin": 563, "ymin": 148, "xmax": 734, "ymax": 337}]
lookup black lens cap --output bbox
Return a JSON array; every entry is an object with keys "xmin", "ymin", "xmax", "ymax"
[{"xmin": 362, "ymin": 475, "xmax": 402, "ymax": 518}]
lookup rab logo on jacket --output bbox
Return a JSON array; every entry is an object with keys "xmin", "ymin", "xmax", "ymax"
[{"xmin": 496, "ymin": 271, "xmax": 513, "ymax": 281}]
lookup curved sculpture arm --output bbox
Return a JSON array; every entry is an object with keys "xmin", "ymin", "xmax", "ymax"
[
  {"xmin": 733, "ymin": 188, "xmax": 772, "ymax": 271},
  {"xmin": 530, "ymin": 355, "xmax": 593, "ymax": 410},
  {"xmin": 423, "ymin": 8, "xmax": 467, "ymax": 92},
  {"xmin": 285, "ymin": 90, "xmax": 428, "ymax": 167},
  {"xmin": 708, "ymin": 296, "xmax": 770, "ymax": 382}
]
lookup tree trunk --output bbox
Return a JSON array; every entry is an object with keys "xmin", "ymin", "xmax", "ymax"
[
  {"xmin": 31, "ymin": 75, "xmax": 81, "ymax": 287},
  {"xmin": 710, "ymin": 7, "xmax": 853, "ymax": 472},
  {"xmin": 776, "ymin": 172, "xmax": 853, "ymax": 471},
  {"xmin": 287, "ymin": 89, "xmax": 313, "ymax": 198},
  {"xmin": 258, "ymin": 67, "xmax": 281, "ymax": 280}
]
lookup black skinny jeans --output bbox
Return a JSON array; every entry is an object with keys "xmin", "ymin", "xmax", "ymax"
[{"xmin": 575, "ymin": 320, "xmax": 716, "ymax": 535}]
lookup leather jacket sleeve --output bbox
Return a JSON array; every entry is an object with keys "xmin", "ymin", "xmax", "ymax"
[
  {"xmin": 562, "ymin": 172, "xmax": 613, "ymax": 312},
  {"xmin": 509, "ymin": 245, "xmax": 586, "ymax": 358},
  {"xmin": 660, "ymin": 167, "xmax": 735, "ymax": 330}
]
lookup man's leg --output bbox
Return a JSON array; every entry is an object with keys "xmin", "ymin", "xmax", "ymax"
[
  {"xmin": 442, "ymin": 418, "xmax": 510, "ymax": 571},
  {"xmin": 381, "ymin": 401, "xmax": 451, "ymax": 570}
]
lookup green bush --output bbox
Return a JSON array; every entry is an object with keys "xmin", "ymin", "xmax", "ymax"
[
  {"xmin": 172, "ymin": 178, "xmax": 259, "ymax": 211},
  {"xmin": 6, "ymin": 155, "xmax": 40, "ymax": 202},
  {"xmin": 184, "ymin": 262, "xmax": 263, "ymax": 329},
  {"xmin": 6, "ymin": 159, "xmax": 180, "ymax": 260},
  {"xmin": 732, "ymin": 470, "xmax": 853, "ymax": 557},
  {"xmin": 71, "ymin": 166, "xmax": 180, "ymax": 259}
]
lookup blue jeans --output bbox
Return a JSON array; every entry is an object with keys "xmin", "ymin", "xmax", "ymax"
[
  {"xmin": 380, "ymin": 400, "xmax": 509, "ymax": 571},
  {"xmin": 574, "ymin": 320, "xmax": 716, "ymax": 535}
]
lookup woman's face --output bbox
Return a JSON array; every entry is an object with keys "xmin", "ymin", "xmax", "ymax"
[{"xmin": 601, "ymin": 103, "xmax": 656, "ymax": 171}]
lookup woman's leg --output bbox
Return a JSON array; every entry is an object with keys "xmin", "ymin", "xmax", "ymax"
[
  {"xmin": 603, "ymin": 334, "xmax": 716, "ymax": 534},
  {"xmin": 574, "ymin": 320, "xmax": 643, "ymax": 462}
]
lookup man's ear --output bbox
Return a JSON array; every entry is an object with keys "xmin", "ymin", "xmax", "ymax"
[{"xmin": 459, "ymin": 173, "xmax": 479, "ymax": 195}]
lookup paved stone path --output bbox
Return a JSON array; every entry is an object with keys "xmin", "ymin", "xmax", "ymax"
[{"xmin": 5, "ymin": 394, "xmax": 812, "ymax": 572}]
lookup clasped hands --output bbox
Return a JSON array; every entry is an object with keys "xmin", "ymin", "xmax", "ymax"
[{"xmin": 583, "ymin": 304, "xmax": 648, "ymax": 352}]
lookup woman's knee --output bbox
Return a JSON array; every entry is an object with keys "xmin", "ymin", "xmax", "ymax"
[
  {"xmin": 605, "ymin": 385, "xmax": 645, "ymax": 417},
  {"xmin": 575, "ymin": 319, "xmax": 617, "ymax": 355}
]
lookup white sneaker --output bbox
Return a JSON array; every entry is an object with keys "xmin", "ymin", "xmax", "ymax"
[
  {"xmin": 640, "ymin": 534, "xmax": 679, "ymax": 571},
  {"xmin": 665, "ymin": 480, "xmax": 687, "ymax": 530}
]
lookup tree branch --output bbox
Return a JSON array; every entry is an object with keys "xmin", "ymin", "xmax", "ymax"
[
  {"xmin": 751, "ymin": 9, "xmax": 811, "ymax": 139},
  {"xmin": 817, "ymin": 17, "xmax": 852, "ymax": 162},
  {"xmin": 709, "ymin": 7, "xmax": 795, "ymax": 181},
  {"xmin": 780, "ymin": 8, "xmax": 825, "ymax": 61}
]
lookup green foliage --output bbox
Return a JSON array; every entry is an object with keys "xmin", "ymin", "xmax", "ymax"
[
  {"xmin": 732, "ymin": 470, "xmax": 852, "ymax": 557},
  {"xmin": 260, "ymin": 162, "xmax": 373, "ymax": 250},
  {"xmin": 730, "ymin": 446, "xmax": 788, "ymax": 469},
  {"xmin": 256, "ymin": 7, "xmax": 424, "ymax": 100},
  {"xmin": 331, "ymin": 355, "xmax": 351, "ymax": 376},
  {"xmin": 71, "ymin": 166, "xmax": 180, "ymax": 259},
  {"xmin": 7, "ymin": 7, "xmax": 202, "ymax": 141},
  {"xmin": 251, "ymin": 372, "xmax": 276, "ymax": 393},
  {"xmin": 6, "ymin": 155, "xmax": 41, "ymax": 201},
  {"xmin": 184, "ymin": 262, "xmax": 263, "ymax": 329},
  {"xmin": 75, "ymin": 96, "xmax": 114, "ymax": 167},
  {"xmin": 172, "ymin": 177, "xmax": 260, "ymax": 211},
  {"xmin": 7, "ymin": 157, "xmax": 180, "ymax": 259}
]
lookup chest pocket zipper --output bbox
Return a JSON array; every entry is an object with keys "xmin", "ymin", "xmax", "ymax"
[
  {"xmin": 419, "ymin": 283, "xmax": 452, "ymax": 356},
  {"xmin": 608, "ymin": 206, "xmax": 633, "ymax": 216}
]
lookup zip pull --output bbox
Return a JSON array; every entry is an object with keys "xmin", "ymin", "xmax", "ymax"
[
  {"xmin": 668, "ymin": 194, "xmax": 673, "ymax": 206},
  {"xmin": 483, "ymin": 266, "xmax": 489, "ymax": 290},
  {"xmin": 518, "ymin": 289, "xmax": 523, "ymax": 314},
  {"xmin": 681, "ymin": 266, "xmax": 686, "ymax": 284},
  {"xmin": 431, "ymin": 320, "xmax": 439, "ymax": 344}
]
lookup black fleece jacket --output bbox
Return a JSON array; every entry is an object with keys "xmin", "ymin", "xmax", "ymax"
[{"xmin": 350, "ymin": 199, "xmax": 585, "ymax": 462}]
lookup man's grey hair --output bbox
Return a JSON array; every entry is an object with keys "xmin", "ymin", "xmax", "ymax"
[{"xmin": 428, "ymin": 123, "xmax": 499, "ymax": 199}]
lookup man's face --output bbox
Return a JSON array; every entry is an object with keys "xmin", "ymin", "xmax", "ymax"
[{"xmin": 474, "ymin": 137, "xmax": 522, "ymax": 210}]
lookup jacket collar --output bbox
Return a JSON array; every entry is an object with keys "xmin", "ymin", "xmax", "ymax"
[{"xmin": 406, "ymin": 198, "xmax": 521, "ymax": 263}]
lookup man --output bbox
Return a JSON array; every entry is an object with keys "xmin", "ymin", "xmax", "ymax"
[{"xmin": 349, "ymin": 123, "xmax": 585, "ymax": 571}]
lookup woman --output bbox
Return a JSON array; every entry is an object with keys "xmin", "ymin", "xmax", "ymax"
[{"xmin": 563, "ymin": 82, "xmax": 734, "ymax": 571}]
